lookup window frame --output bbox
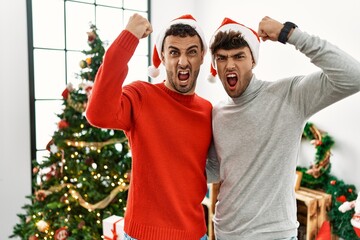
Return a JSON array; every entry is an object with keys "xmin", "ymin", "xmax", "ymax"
[{"xmin": 26, "ymin": 0, "xmax": 151, "ymax": 163}]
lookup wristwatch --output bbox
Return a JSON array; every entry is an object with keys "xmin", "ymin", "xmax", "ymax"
[{"xmin": 278, "ymin": 22, "xmax": 297, "ymax": 44}]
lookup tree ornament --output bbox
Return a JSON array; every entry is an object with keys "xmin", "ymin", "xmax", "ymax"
[
  {"xmin": 58, "ymin": 120, "xmax": 70, "ymax": 129},
  {"xmin": 32, "ymin": 167, "xmax": 39, "ymax": 174},
  {"xmin": 86, "ymin": 57, "xmax": 92, "ymax": 65},
  {"xmin": 330, "ymin": 180, "xmax": 336, "ymax": 185},
  {"xmin": 87, "ymin": 30, "xmax": 97, "ymax": 44},
  {"xmin": 28, "ymin": 236, "xmax": 38, "ymax": 240},
  {"xmin": 336, "ymin": 195, "xmax": 347, "ymax": 203},
  {"xmin": 54, "ymin": 227, "xmax": 69, "ymax": 240},
  {"xmin": 35, "ymin": 190, "xmax": 51, "ymax": 201},
  {"xmin": 36, "ymin": 220, "xmax": 49, "ymax": 232}
]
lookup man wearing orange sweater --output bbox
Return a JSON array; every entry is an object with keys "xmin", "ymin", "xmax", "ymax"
[{"xmin": 86, "ymin": 13, "xmax": 212, "ymax": 240}]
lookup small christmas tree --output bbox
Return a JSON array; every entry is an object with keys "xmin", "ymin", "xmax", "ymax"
[{"xmin": 11, "ymin": 24, "xmax": 131, "ymax": 240}]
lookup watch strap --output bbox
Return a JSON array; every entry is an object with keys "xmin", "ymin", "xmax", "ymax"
[{"xmin": 278, "ymin": 21, "xmax": 297, "ymax": 44}]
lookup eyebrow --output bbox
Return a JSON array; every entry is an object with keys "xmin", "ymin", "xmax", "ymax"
[
  {"xmin": 216, "ymin": 50, "xmax": 246, "ymax": 57},
  {"xmin": 168, "ymin": 44, "xmax": 200, "ymax": 51}
]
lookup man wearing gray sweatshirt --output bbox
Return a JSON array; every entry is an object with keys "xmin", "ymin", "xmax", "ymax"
[{"xmin": 206, "ymin": 16, "xmax": 360, "ymax": 240}]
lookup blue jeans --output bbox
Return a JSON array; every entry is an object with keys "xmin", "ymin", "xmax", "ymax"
[{"xmin": 124, "ymin": 233, "xmax": 208, "ymax": 240}]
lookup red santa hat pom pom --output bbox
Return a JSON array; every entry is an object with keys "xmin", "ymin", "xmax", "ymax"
[
  {"xmin": 208, "ymin": 17, "xmax": 260, "ymax": 83},
  {"xmin": 148, "ymin": 45, "xmax": 161, "ymax": 78},
  {"xmin": 148, "ymin": 65, "xmax": 160, "ymax": 78},
  {"xmin": 207, "ymin": 63, "xmax": 217, "ymax": 83}
]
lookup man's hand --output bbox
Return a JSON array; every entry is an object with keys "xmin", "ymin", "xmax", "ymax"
[
  {"xmin": 125, "ymin": 13, "xmax": 153, "ymax": 39},
  {"xmin": 257, "ymin": 16, "xmax": 291, "ymax": 42}
]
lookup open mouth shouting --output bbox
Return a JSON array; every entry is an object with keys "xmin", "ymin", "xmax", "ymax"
[
  {"xmin": 178, "ymin": 70, "xmax": 190, "ymax": 85},
  {"xmin": 226, "ymin": 73, "xmax": 238, "ymax": 89}
]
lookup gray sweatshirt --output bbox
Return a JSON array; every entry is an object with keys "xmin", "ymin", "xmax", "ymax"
[{"xmin": 206, "ymin": 28, "xmax": 360, "ymax": 240}]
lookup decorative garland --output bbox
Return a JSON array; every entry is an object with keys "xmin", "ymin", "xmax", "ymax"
[
  {"xmin": 302, "ymin": 122, "xmax": 334, "ymax": 179},
  {"xmin": 297, "ymin": 122, "xmax": 359, "ymax": 239},
  {"xmin": 35, "ymin": 183, "xmax": 128, "ymax": 211}
]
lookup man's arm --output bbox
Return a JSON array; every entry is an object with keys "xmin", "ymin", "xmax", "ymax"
[
  {"xmin": 86, "ymin": 14, "xmax": 152, "ymax": 130},
  {"xmin": 257, "ymin": 16, "xmax": 360, "ymax": 117}
]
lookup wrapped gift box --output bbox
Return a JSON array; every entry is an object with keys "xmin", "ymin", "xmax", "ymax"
[{"xmin": 103, "ymin": 215, "xmax": 124, "ymax": 240}]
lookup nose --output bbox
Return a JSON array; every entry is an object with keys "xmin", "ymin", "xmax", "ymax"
[
  {"xmin": 178, "ymin": 54, "xmax": 189, "ymax": 67},
  {"xmin": 226, "ymin": 58, "xmax": 236, "ymax": 70}
]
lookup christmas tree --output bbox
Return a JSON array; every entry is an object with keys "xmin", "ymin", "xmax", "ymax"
[{"xmin": 11, "ymin": 24, "xmax": 131, "ymax": 240}]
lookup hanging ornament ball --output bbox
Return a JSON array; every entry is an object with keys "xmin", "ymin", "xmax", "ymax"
[
  {"xmin": 79, "ymin": 60, "xmax": 87, "ymax": 69},
  {"xmin": 36, "ymin": 220, "xmax": 49, "ymax": 232},
  {"xmin": 330, "ymin": 180, "xmax": 336, "ymax": 185},
  {"xmin": 32, "ymin": 167, "xmax": 39, "ymax": 174},
  {"xmin": 54, "ymin": 227, "xmax": 69, "ymax": 240},
  {"xmin": 58, "ymin": 120, "xmax": 70, "ymax": 129},
  {"xmin": 349, "ymin": 188, "xmax": 353, "ymax": 193},
  {"xmin": 336, "ymin": 195, "xmax": 347, "ymax": 203}
]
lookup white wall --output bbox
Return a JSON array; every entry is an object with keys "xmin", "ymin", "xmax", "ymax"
[
  {"xmin": 1, "ymin": 0, "xmax": 359, "ymax": 239},
  {"xmin": 151, "ymin": 0, "xmax": 360, "ymax": 190},
  {"xmin": 0, "ymin": 0, "xmax": 32, "ymax": 239}
]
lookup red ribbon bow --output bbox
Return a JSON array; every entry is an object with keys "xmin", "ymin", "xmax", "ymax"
[{"xmin": 104, "ymin": 218, "xmax": 123, "ymax": 240}]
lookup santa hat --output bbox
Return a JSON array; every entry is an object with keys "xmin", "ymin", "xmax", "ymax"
[
  {"xmin": 148, "ymin": 14, "xmax": 207, "ymax": 78},
  {"xmin": 208, "ymin": 17, "xmax": 260, "ymax": 83}
]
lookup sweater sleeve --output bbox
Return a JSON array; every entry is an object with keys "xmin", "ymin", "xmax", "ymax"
[
  {"xmin": 287, "ymin": 28, "xmax": 360, "ymax": 118},
  {"xmin": 86, "ymin": 30, "xmax": 140, "ymax": 131}
]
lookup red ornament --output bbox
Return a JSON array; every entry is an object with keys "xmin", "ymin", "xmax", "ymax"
[
  {"xmin": 28, "ymin": 236, "xmax": 38, "ymax": 240},
  {"xmin": 87, "ymin": 31, "xmax": 96, "ymax": 44},
  {"xmin": 330, "ymin": 180, "xmax": 336, "ymax": 185},
  {"xmin": 58, "ymin": 120, "xmax": 70, "ymax": 129},
  {"xmin": 62, "ymin": 88, "xmax": 69, "ymax": 99},
  {"xmin": 55, "ymin": 227, "xmax": 69, "ymax": 240},
  {"xmin": 349, "ymin": 188, "xmax": 353, "ymax": 193},
  {"xmin": 336, "ymin": 195, "xmax": 347, "ymax": 203}
]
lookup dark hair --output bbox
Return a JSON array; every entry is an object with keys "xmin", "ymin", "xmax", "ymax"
[
  {"xmin": 210, "ymin": 30, "xmax": 250, "ymax": 54},
  {"xmin": 162, "ymin": 23, "xmax": 204, "ymax": 51}
]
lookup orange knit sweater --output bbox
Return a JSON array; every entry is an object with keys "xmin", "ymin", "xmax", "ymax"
[{"xmin": 86, "ymin": 30, "xmax": 212, "ymax": 240}]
